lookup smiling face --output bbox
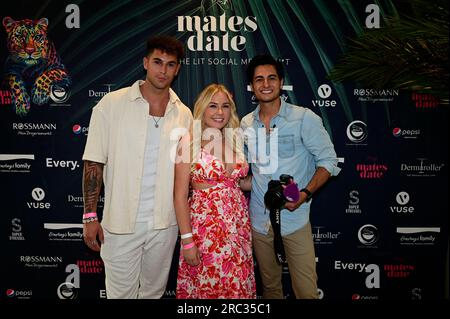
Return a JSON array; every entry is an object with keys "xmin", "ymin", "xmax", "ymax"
[
  {"xmin": 250, "ymin": 64, "xmax": 283, "ymax": 103},
  {"xmin": 202, "ymin": 91, "xmax": 231, "ymax": 130}
]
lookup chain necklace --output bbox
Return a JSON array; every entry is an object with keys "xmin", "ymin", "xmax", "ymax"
[{"xmin": 151, "ymin": 116, "xmax": 162, "ymax": 128}]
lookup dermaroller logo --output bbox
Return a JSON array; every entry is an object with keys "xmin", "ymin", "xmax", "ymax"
[{"xmin": 400, "ymin": 158, "xmax": 444, "ymax": 177}]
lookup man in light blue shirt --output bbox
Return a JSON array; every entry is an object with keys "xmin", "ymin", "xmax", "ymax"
[{"xmin": 241, "ymin": 54, "xmax": 340, "ymax": 299}]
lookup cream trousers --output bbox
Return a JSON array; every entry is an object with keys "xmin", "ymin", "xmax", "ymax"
[{"xmin": 100, "ymin": 223, "xmax": 178, "ymax": 299}]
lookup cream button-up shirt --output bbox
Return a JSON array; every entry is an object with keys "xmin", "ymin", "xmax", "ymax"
[{"xmin": 83, "ymin": 80, "xmax": 193, "ymax": 233}]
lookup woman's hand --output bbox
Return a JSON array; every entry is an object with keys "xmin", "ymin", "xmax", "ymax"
[{"xmin": 183, "ymin": 244, "xmax": 201, "ymax": 266}]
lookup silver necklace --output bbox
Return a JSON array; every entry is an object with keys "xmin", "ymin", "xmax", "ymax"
[{"xmin": 151, "ymin": 116, "xmax": 161, "ymax": 128}]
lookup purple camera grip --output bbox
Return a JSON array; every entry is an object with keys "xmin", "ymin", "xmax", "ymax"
[{"xmin": 283, "ymin": 183, "xmax": 300, "ymax": 202}]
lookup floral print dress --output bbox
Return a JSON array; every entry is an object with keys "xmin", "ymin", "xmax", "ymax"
[{"xmin": 176, "ymin": 149, "xmax": 256, "ymax": 299}]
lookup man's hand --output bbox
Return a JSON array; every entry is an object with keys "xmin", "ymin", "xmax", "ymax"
[
  {"xmin": 83, "ymin": 221, "xmax": 104, "ymax": 252},
  {"xmin": 284, "ymin": 191, "xmax": 308, "ymax": 211}
]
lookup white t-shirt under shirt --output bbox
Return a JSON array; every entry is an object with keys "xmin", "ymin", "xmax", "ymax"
[{"xmin": 135, "ymin": 116, "xmax": 164, "ymax": 226}]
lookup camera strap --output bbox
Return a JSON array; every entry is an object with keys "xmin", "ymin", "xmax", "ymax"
[{"xmin": 269, "ymin": 208, "xmax": 287, "ymax": 264}]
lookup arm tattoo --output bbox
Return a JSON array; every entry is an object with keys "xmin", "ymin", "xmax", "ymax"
[{"xmin": 82, "ymin": 160, "xmax": 104, "ymax": 213}]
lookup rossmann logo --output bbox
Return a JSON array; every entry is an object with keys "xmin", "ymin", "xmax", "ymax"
[
  {"xmin": 20, "ymin": 255, "xmax": 62, "ymax": 263},
  {"xmin": 354, "ymin": 88, "xmax": 398, "ymax": 103},
  {"xmin": 177, "ymin": 13, "xmax": 257, "ymax": 51},
  {"xmin": 12, "ymin": 122, "xmax": 57, "ymax": 137}
]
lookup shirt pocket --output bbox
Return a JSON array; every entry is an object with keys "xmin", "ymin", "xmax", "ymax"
[{"xmin": 278, "ymin": 134, "xmax": 295, "ymax": 158}]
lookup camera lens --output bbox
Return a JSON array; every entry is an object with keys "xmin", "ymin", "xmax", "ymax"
[{"xmin": 264, "ymin": 180, "xmax": 286, "ymax": 210}]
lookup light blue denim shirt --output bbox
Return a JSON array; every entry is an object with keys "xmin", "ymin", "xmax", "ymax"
[{"xmin": 241, "ymin": 98, "xmax": 340, "ymax": 236}]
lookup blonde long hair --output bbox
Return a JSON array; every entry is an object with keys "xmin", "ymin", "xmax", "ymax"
[{"xmin": 191, "ymin": 83, "xmax": 244, "ymax": 164}]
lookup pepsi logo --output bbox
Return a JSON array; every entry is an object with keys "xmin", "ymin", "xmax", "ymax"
[
  {"xmin": 6, "ymin": 289, "xmax": 15, "ymax": 297},
  {"xmin": 393, "ymin": 127, "xmax": 401, "ymax": 137},
  {"xmin": 73, "ymin": 125, "xmax": 82, "ymax": 134}
]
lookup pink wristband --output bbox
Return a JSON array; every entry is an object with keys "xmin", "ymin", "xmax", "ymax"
[
  {"xmin": 83, "ymin": 212, "xmax": 97, "ymax": 219},
  {"xmin": 182, "ymin": 242, "xmax": 195, "ymax": 250}
]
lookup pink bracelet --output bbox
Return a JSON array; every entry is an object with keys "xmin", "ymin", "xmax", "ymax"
[
  {"xmin": 83, "ymin": 212, "xmax": 97, "ymax": 219},
  {"xmin": 182, "ymin": 242, "xmax": 195, "ymax": 250}
]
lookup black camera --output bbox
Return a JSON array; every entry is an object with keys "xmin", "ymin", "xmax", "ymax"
[{"xmin": 264, "ymin": 174, "xmax": 294, "ymax": 211}]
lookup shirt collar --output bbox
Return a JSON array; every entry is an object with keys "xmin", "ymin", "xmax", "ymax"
[
  {"xmin": 252, "ymin": 97, "xmax": 289, "ymax": 122},
  {"xmin": 129, "ymin": 80, "xmax": 145, "ymax": 101},
  {"xmin": 129, "ymin": 80, "xmax": 181, "ymax": 112},
  {"xmin": 278, "ymin": 98, "xmax": 289, "ymax": 118}
]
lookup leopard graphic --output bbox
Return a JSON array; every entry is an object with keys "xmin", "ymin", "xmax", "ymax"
[{"xmin": 2, "ymin": 17, "xmax": 71, "ymax": 116}]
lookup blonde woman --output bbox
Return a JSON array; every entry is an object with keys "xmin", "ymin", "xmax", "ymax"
[{"xmin": 174, "ymin": 83, "xmax": 255, "ymax": 298}]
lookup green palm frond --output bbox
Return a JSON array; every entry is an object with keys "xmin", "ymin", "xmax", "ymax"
[{"xmin": 328, "ymin": 0, "xmax": 449, "ymax": 104}]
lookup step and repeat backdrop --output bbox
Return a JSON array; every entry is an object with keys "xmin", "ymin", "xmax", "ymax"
[{"xmin": 1, "ymin": 0, "xmax": 448, "ymax": 300}]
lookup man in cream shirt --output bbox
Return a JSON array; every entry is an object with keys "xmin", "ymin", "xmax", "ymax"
[{"xmin": 82, "ymin": 35, "xmax": 192, "ymax": 299}]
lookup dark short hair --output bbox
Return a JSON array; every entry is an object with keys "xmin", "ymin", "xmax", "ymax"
[
  {"xmin": 246, "ymin": 54, "xmax": 284, "ymax": 84},
  {"xmin": 145, "ymin": 35, "xmax": 185, "ymax": 61}
]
